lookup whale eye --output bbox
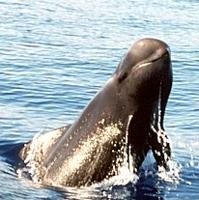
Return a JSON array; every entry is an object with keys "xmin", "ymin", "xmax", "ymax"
[{"xmin": 118, "ymin": 72, "xmax": 128, "ymax": 83}]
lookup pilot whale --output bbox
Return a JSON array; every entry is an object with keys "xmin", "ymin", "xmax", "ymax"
[{"xmin": 19, "ymin": 38, "xmax": 172, "ymax": 187}]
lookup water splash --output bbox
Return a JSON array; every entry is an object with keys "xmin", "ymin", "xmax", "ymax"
[
  {"xmin": 95, "ymin": 164, "xmax": 139, "ymax": 188},
  {"xmin": 17, "ymin": 129, "xmax": 60, "ymax": 183},
  {"xmin": 157, "ymin": 159, "xmax": 181, "ymax": 184}
]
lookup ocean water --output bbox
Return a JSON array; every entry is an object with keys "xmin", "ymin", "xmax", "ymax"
[{"xmin": 0, "ymin": 0, "xmax": 199, "ymax": 199}]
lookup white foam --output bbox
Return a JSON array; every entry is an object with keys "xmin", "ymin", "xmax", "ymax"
[
  {"xmin": 92, "ymin": 164, "xmax": 138, "ymax": 189},
  {"xmin": 157, "ymin": 159, "xmax": 181, "ymax": 184}
]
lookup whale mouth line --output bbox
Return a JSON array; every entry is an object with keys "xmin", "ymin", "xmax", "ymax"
[
  {"xmin": 150, "ymin": 51, "xmax": 169, "ymax": 63},
  {"xmin": 137, "ymin": 51, "xmax": 169, "ymax": 69}
]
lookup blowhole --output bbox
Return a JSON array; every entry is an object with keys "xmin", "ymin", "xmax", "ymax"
[{"xmin": 118, "ymin": 72, "xmax": 128, "ymax": 83}]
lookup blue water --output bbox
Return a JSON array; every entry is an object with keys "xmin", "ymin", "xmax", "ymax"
[{"xmin": 0, "ymin": 0, "xmax": 199, "ymax": 199}]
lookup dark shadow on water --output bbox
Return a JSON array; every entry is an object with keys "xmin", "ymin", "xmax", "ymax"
[
  {"xmin": 135, "ymin": 172, "xmax": 165, "ymax": 200},
  {"xmin": 0, "ymin": 140, "xmax": 25, "ymax": 167},
  {"xmin": 98, "ymin": 179, "xmax": 165, "ymax": 200}
]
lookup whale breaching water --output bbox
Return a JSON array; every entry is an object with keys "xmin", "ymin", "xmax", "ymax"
[{"xmin": 18, "ymin": 38, "xmax": 173, "ymax": 187}]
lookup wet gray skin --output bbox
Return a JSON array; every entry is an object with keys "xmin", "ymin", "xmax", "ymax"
[{"xmin": 20, "ymin": 38, "xmax": 172, "ymax": 187}]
